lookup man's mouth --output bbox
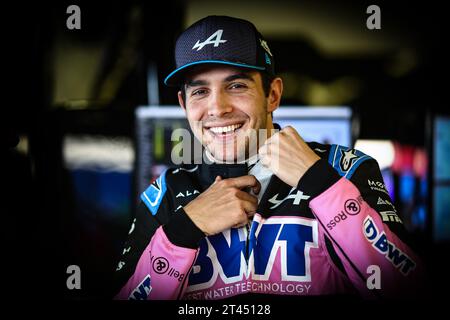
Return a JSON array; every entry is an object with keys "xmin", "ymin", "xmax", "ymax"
[
  {"xmin": 204, "ymin": 122, "xmax": 245, "ymax": 139},
  {"xmin": 208, "ymin": 123, "xmax": 243, "ymax": 135}
]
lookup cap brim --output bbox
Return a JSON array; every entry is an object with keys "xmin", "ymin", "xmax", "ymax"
[{"xmin": 164, "ymin": 60, "xmax": 266, "ymax": 86}]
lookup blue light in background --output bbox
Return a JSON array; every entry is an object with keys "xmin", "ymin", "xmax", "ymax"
[
  {"xmin": 70, "ymin": 169, "xmax": 132, "ymax": 220},
  {"xmin": 381, "ymin": 169, "xmax": 395, "ymax": 201},
  {"xmin": 399, "ymin": 171, "xmax": 415, "ymax": 204}
]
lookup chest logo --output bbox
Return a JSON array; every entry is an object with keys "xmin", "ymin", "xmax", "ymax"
[{"xmin": 268, "ymin": 188, "xmax": 310, "ymax": 209}]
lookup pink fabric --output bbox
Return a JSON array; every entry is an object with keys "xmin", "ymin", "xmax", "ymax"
[
  {"xmin": 115, "ymin": 226, "xmax": 198, "ymax": 300},
  {"xmin": 309, "ymin": 178, "xmax": 423, "ymax": 298},
  {"xmin": 118, "ymin": 178, "xmax": 422, "ymax": 300},
  {"xmin": 184, "ymin": 214, "xmax": 354, "ymax": 299}
]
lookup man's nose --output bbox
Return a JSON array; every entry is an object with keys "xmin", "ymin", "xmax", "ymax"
[{"xmin": 208, "ymin": 90, "xmax": 232, "ymax": 117}]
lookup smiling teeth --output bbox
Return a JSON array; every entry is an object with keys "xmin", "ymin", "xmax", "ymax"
[{"xmin": 209, "ymin": 124, "xmax": 242, "ymax": 134}]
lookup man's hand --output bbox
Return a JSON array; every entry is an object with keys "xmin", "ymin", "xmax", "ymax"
[
  {"xmin": 259, "ymin": 126, "xmax": 320, "ymax": 188},
  {"xmin": 183, "ymin": 175, "xmax": 261, "ymax": 236}
]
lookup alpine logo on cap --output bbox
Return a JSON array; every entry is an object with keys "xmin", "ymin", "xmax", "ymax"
[{"xmin": 192, "ymin": 29, "xmax": 227, "ymax": 51}]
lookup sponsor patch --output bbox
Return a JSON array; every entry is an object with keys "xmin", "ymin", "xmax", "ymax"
[
  {"xmin": 151, "ymin": 256, "xmax": 185, "ymax": 282},
  {"xmin": 380, "ymin": 211, "xmax": 403, "ymax": 224},
  {"xmin": 328, "ymin": 145, "xmax": 371, "ymax": 179},
  {"xmin": 363, "ymin": 216, "xmax": 415, "ymax": 275},
  {"xmin": 327, "ymin": 197, "xmax": 363, "ymax": 230},
  {"xmin": 368, "ymin": 180, "xmax": 389, "ymax": 196},
  {"xmin": 141, "ymin": 170, "xmax": 168, "ymax": 215}
]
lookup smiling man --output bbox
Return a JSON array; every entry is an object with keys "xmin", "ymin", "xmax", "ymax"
[
  {"xmin": 180, "ymin": 65, "xmax": 280, "ymax": 164},
  {"xmin": 114, "ymin": 16, "xmax": 423, "ymax": 300}
]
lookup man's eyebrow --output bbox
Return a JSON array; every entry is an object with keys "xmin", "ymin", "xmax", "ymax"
[
  {"xmin": 185, "ymin": 79, "xmax": 208, "ymax": 88},
  {"xmin": 185, "ymin": 72, "xmax": 255, "ymax": 88},
  {"xmin": 224, "ymin": 73, "xmax": 255, "ymax": 82}
]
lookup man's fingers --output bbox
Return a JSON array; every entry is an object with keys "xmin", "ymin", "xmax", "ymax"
[
  {"xmin": 213, "ymin": 175, "xmax": 222, "ymax": 184},
  {"xmin": 235, "ymin": 190, "xmax": 258, "ymax": 206},
  {"xmin": 226, "ymin": 175, "xmax": 261, "ymax": 190},
  {"xmin": 259, "ymin": 153, "xmax": 271, "ymax": 167},
  {"xmin": 258, "ymin": 143, "xmax": 267, "ymax": 155},
  {"xmin": 246, "ymin": 210, "xmax": 256, "ymax": 219},
  {"xmin": 232, "ymin": 219, "xmax": 249, "ymax": 229},
  {"xmin": 252, "ymin": 181, "xmax": 261, "ymax": 194},
  {"xmin": 240, "ymin": 196, "xmax": 258, "ymax": 214},
  {"xmin": 232, "ymin": 222, "xmax": 246, "ymax": 229},
  {"xmin": 232, "ymin": 209, "xmax": 253, "ymax": 228}
]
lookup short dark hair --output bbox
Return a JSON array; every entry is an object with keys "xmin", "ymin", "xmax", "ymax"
[{"xmin": 179, "ymin": 71, "xmax": 275, "ymax": 105}]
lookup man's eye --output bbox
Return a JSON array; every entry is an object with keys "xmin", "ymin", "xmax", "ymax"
[
  {"xmin": 229, "ymin": 83, "xmax": 247, "ymax": 90},
  {"xmin": 191, "ymin": 89, "xmax": 207, "ymax": 96}
]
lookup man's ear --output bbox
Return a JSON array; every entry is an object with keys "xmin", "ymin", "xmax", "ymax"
[
  {"xmin": 267, "ymin": 77, "xmax": 283, "ymax": 113},
  {"xmin": 178, "ymin": 91, "xmax": 186, "ymax": 111}
]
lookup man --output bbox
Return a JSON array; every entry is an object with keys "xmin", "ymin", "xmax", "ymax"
[{"xmin": 114, "ymin": 15, "xmax": 422, "ymax": 300}]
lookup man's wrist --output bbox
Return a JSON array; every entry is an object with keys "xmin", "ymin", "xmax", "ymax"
[
  {"xmin": 163, "ymin": 208, "xmax": 205, "ymax": 249},
  {"xmin": 296, "ymin": 158, "xmax": 341, "ymax": 199}
]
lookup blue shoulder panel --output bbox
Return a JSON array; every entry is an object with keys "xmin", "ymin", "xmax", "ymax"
[
  {"xmin": 328, "ymin": 144, "xmax": 371, "ymax": 179},
  {"xmin": 140, "ymin": 170, "xmax": 168, "ymax": 215}
]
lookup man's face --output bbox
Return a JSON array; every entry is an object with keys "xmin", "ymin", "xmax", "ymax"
[{"xmin": 178, "ymin": 65, "xmax": 280, "ymax": 162}]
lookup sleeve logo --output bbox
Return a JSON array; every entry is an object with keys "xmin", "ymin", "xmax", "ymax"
[
  {"xmin": 152, "ymin": 257, "xmax": 169, "ymax": 274},
  {"xmin": 151, "ymin": 255, "xmax": 185, "ymax": 282},
  {"xmin": 344, "ymin": 199, "xmax": 361, "ymax": 216},
  {"xmin": 141, "ymin": 170, "xmax": 168, "ymax": 215},
  {"xmin": 340, "ymin": 149, "xmax": 359, "ymax": 171},
  {"xmin": 129, "ymin": 275, "xmax": 152, "ymax": 300},
  {"xmin": 363, "ymin": 216, "xmax": 416, "ymax": 275},
  {"xmin": 328, "ymin": 145, "xmax": 370, "ymax": 179}
]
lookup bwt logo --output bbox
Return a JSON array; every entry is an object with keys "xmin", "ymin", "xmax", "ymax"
[
  {"xmin": 187, "ymin": 215, "xmax": 318, "ymax": 292},
  {"xmin": 129, "ymin": 275, "xmax": 152, "ymax": 300},
  {"xmin": 363, "ymin": 216, "xmax": 416, "ymax": 275}
]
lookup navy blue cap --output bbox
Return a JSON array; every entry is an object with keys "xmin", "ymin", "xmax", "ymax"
[{"xmin": 164, "ymin": 15, "xmax": 275, "ymax": 86}]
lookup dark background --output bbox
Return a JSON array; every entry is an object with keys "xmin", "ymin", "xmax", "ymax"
[{"xmin": 2, "ymin": 0, "xmax": 448, "ymax": 302}]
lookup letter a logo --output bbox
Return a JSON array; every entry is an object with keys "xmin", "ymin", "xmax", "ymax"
[
  {"xmin": 366, "ymin": 5, "xmax": 381, "ymax": 30},
  {"xmin": 366, "ymin": 265, "xmax": 381, "ymax": 289},
  {"xmin": 66, "ymin": 5, "xmax": 81, "ymax": 30},
  {"xmin": 192, "ymin": 30, "xmax": 227, "ymax": 51},
  {"xmin": 66, "ymin": 265, "xmax": 81, "ymax": 290}
]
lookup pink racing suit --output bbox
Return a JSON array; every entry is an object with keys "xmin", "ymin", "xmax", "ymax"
[{"xmin": 114, "ymin": 142, "xmax": 423, "ymax": 300}]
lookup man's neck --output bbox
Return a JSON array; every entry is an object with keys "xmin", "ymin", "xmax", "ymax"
[{"xmin": 204, "ymin": 149, "xmax": 258, "ymax": 165}]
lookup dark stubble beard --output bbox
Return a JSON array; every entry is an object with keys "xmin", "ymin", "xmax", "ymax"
[{"xmin": 205, "ymin": 103, "xmax": 270, "ymax": 164}]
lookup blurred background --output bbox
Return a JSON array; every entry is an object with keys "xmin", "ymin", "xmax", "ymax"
[{"xmin": 2, "ymin": 0, "xmax": 448, "ymax": 300}]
